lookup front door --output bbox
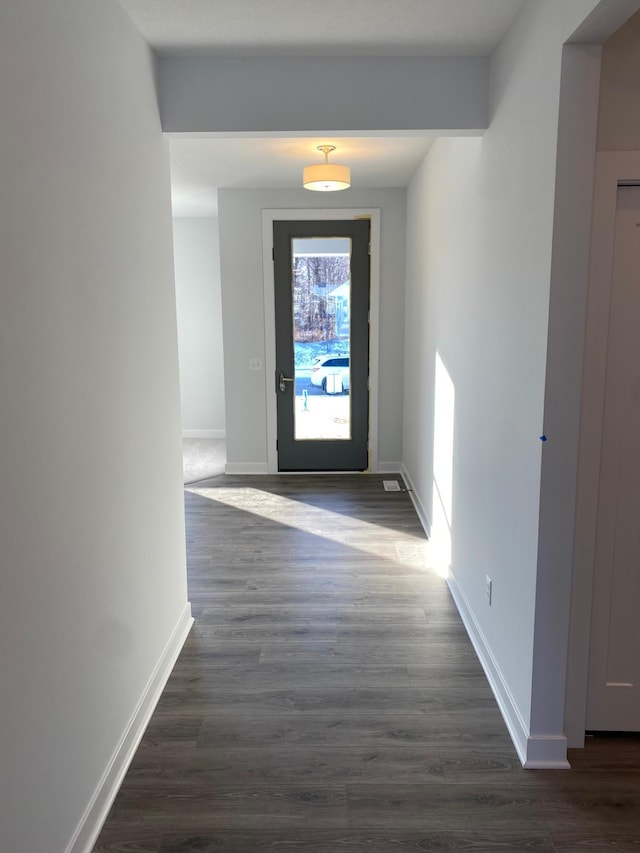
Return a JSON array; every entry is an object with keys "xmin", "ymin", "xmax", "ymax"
[
  {"xmin": 273, "ymin": 219, "xmax": 370, "ymax": 471},
  {"xmin": 586, "ymin": 186, "xmax": 640, "ymax": 731}
]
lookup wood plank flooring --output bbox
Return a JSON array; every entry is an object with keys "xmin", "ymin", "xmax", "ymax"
[{"xmin": 93, "ymin": 474, "xmax": 640, "ymax": 852}]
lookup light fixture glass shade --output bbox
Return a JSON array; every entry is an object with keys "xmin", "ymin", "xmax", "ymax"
[{"xmin": 303, "ymin": 163, "xmax": 351, "ymax": 191}]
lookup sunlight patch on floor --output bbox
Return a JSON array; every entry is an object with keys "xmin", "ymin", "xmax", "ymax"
[{"xmin": 185, "ymin": 485, "xmax": 442, "ymax": 576}]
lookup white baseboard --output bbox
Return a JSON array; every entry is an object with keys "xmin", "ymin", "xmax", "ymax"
[
  {"xmin": 400, "ymin": 464, "xmax": 431, "ymax": 538},
  {"xmin": 377, "ymin": 462, "xmax": 403, "ymax": 474},
  {"xmin": 183, "ymin": 429, "xmax": 226, "ymax": 439},
  {"xmin": 376, "ymin": 462, "xmax": 569, "ymax": 769},
  {"xmin": 446, "ymin": 572, "xmax": 570, "ymax": 770},
  {"xmin": 523, "ymin": 736, "xmax": 571, "ymax": 769},
  {"xmin": 65, "ymin": 603, "xmax": 194, "ymax": 853},
  {"xmin": 446, "ymin": 571, "xmax": 529, "ymax": 763},
  {"xmin": 225, "ymin": 462, "xmax": 269, "ymax": 475}
]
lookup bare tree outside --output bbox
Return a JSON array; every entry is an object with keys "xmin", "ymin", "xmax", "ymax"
[{"xmin": 293, "ymin": 255, "xmax": 350, "ymax": 343}]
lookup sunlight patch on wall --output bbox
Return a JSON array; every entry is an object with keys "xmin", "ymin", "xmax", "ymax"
[{"xmin": 431, "ymin": 352, "xmax": 455, "ymax": 578}]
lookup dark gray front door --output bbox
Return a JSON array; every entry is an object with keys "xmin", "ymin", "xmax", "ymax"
[{"xmin": 273, "ymin": 219, "xmax": 370, "ymax": 471}]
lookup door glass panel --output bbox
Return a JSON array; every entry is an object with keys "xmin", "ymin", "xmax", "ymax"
[{"xmin": 291, "ymin": 237, "xmax": 352, "ymax": 441}]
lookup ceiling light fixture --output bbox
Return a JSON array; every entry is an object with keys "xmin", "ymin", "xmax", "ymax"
[{"xmin": 303, "ymin": 145, "xmax": 351, "ymax": 192}]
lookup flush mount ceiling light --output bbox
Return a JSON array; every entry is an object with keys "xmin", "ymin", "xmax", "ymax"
[{"xmin": 303, "ymin": 145, "xmax": 351, "ymax": 192}]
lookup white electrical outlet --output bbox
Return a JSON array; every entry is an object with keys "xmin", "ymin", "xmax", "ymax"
[{"xmin": 485, "ymin": 575, "xmax": 492, "ymax": 606}]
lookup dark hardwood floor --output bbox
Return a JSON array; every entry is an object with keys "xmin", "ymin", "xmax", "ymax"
[{"xmin": 94, "ymin": 475, "xmax": 640, "ymax": 852}]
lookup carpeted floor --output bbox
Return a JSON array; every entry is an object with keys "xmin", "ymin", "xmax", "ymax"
[{"xmin": 182, "ymin": 437, "xmax": 226, "ymax": 484}]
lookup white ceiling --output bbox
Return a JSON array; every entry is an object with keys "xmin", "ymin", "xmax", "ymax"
[
  {"xmin": 170, "ymin": 136, "xmax": 435, "ymax": 216},
  {"xmin": 119, "ymin": 0, "xmax": 526, "ymax": 57},
  {"xmin": 118, "ymin": 0, "xmax": 526, "ymax": 216}
]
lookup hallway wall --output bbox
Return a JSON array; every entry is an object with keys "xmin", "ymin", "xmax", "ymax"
[
  {"xmin": 402, "ymin": 0, "xmax": 613, "ymax": 765},
  {"xmin": 597, "ymin": 8, "xmax": 640, "ymax": 150},
  {"xmin": 173, "ymin": 217, "xmax": 226, "ymax": 436},
  {"xmin": 0, "ymin": 1, "xmax": 189, "ymax": 850},
  {"xmin": 564, "ymin": 5, "xmax": 640, "ymax": 746}
]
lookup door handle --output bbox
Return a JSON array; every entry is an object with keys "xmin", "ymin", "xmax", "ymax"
[{"xmin": 278, "ymin": 372, "xmax": 294, "ymax": 392}]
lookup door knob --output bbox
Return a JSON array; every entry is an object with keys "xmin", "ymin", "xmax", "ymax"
[
  {"xmin": 278, "ymin": 372, "xmax": 294, "ymax": 392},
  {"xmin": 279, "ymin": 372, "xmax": 294, "ymax": 392}
]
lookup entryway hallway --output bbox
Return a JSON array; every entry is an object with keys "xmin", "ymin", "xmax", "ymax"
[{"xmin": 94, "ymin": 475, "xmax": 640, "ymax": 852}]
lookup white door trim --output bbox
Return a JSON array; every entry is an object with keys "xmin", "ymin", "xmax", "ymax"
[
  {"xmin": 261, "ymin": 208, "xmax": 381, "ymax": 474},
  {"xmin": 567, "ymin": 151, "xmax": 640, "ymax": 746}
]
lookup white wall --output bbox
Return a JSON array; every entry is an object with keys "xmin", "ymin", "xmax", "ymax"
[
  {"xmin": 403, "ymin": 0, "xmax": 616, "ymax": 766},
  {"xmin": 533, "ymin": 42, "xmax": 602, "ymax": 751},
  {"xmin": 564, "ymin": 7, "xmax": 640, "ymax": 746},
  {"xmin": 597, "ymin": 9, "xmax": 640, "ymax": 150},
  {"xmin": 0, "ymin": 1, "xmax": 189, "ymax": 850},
  {"xmin": 173, "ymin": 218, "xmax": 226, "ymax": 436},
  {"xmin": 159, "ymin": 56, "xmax": 488, "ymax": 133},
  {"xmin": 217, "ymin": 188, "xmax": 406, "ymax": 471}
]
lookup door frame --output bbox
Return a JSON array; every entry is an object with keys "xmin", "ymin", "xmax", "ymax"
[
  {"xmin": 262, "ymin": 208, "xmax": 381, "ymax": 474},
  {"xmin": 567, "ymin": 151, "xmax": 640, "ymax": 746}
]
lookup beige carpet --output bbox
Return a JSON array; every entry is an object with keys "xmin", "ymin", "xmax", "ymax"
[{"xmin": 182, "ymin": 437, "xmax": 226, "ymax": 484}]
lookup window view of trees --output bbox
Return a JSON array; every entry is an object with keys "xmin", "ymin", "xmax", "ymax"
[{"xmin": 293, "ymin": 255, "xmax": 350, "ymax": 343}]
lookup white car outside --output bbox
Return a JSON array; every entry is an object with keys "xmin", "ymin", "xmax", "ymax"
[{"xmin": 309, "ymin": 354, "xmax": 350, "ymax": 393}]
